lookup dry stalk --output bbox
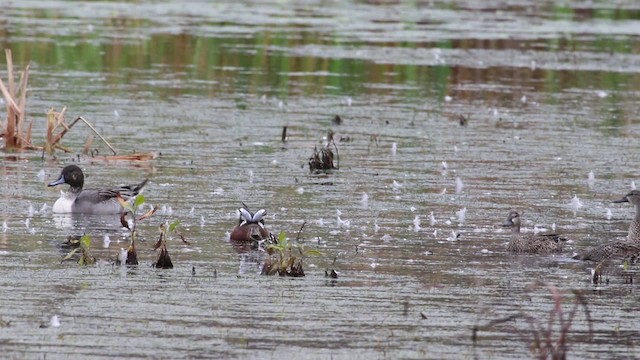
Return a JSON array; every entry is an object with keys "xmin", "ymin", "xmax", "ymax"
[{"xmin": 472, "ymin": 281, "xmax": 593, "ymax": 360}]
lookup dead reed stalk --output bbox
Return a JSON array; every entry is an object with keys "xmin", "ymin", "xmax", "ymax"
[
  {"xmin": 0, "ymin": 49, "xmax": 35, "ymax": 150},
  {"xmin": 472, "ymin": 281, "xmax": 593, "ymax": 359}
]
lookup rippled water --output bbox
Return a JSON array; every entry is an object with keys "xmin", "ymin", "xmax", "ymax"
[{"xmin": 1, "ymin": 1, "xmax": 640, "ymax": 358}]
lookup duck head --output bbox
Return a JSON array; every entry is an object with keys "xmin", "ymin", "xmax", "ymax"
[
  {"xmin": 230, "ymin": 207, "xmax": 269, "ymax": 242},
  {"xmin": 48, "ymin": 165, "xmax": 84, "ymax": 190},
  {"xmin": 613, "ymin": 190, "xmax": 640, "ymax": 207},
  {"xmin": 502, "ymin": 210, "xmax": 521, "ymax": 232}
]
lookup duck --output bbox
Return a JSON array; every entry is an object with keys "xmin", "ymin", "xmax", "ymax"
[
  {"xmin": 502, "ymin": 211, "xmax": 566, "ymax": 254},
  {"xmin": 48, "ymin": 165, "xmax": 148, "ymax": 214},
  {"xmin": 230, "ymin": 207, "xmax": 269, "ymax": 242},
  {"xmin": 573, "ymin": 190, "xmax": 640, "ymax": 262}
]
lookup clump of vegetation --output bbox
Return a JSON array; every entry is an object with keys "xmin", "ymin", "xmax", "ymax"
[
  {"xmin": 118, "ymin": 194, "xmax": 157, "ymax": 266},
  {"xmin": 261, "ymin": 223, "xmax": 322, "ymax": 277},
  {"xmin": 153, "ymin": 221, "xmax": 188, "ymax": 269},
  {"xmin": 61, "ymin": 234, "xmax": 95, "ymax": 266},
  {"xmin": 308, "ymin": 135, "xmax": 338, "ymax": 173},
  {"xmin": 0, "ymin": 49, "xmax": 34, "ymax": 151},
  {"xmin": 0, "ymin": 49, "xmax": 157, "ymax": 162},
  {"xmin": 472, "ymin": 281, "xmax": 593, "ymax": 359}
]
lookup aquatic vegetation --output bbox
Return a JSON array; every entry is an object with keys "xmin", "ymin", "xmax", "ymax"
[
  {"xmin": 308, "ymin": 137, "xmax": 338, "ymax": 173},
  {"xmin": 153, "ymin": 220, "xmax": 187, "ymax": 269},
  {"xmin": 261, "ymin": 223, "xmax": 323, "ymax": 277},
  {"xmin": 0, "ymin": 49, "xmax": 34, "ymax": 151},
  {"xmin": 473, "ymin": 281, "xmax": 592, "ymax": 360},
  {"xmin": 118, "ymin": 194, "xmax": 157, "ymax": 266},
  {"xmin": 61, "ymin": 234, "xmax": 95, "ymax": 266}
]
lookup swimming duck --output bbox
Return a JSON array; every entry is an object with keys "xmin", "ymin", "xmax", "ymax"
[
  {"xmin": 48, "ymin": 165, "xmax": 148, "ymax": 214},
  {"xmin": 502, "ymin": 211, "xmax": 566, "ymax": 254},
  {"xmin": 230, "ymin": 207, "xmax": 269, "ymax": 242},
  {"xmin": 573, "ymin": 191, "xmax": 640, "ymax": 262}
]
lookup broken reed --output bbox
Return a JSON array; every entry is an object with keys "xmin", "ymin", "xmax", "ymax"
[{"xmin": 0, "ymin": 49, "xmax": 34, "ymax": 150}]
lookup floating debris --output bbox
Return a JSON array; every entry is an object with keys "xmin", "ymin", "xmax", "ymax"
[
  {"xmin": 458, "ymin": 114, "xmax": 468, "ymax": 126},
  {"xmin": 325, "ymin": 269, "xmax": 339, "ymax": 279}
]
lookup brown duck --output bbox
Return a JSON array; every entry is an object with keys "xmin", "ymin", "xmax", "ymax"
[
  {"xmin": 503, "ymin": 211, "xmax": 566, "ymax": 254},
  {"xmin": 574, "ymin": 190, "xmax": 640, "ymax": 262}
]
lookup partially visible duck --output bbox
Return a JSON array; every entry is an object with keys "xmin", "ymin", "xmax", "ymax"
[
  {"xmin": 502, "ymin": 211, "xmax": 566, "ymax": 254},
  {"xmin": 613, "ymin": 190, "xmax": 640, "ymax": 243},
  {"xmin": 230, "ymin": 207, "xmax": 269, "ymax": 242},
  {"xmin": 48, "ymin": 165, "xmax": 148, "ymax": 214},
  {"xmin": 574, "ymin": 191, "xmax": 640, "ymax": 262}
]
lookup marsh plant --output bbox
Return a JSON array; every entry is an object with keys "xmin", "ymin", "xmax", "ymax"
[
  {"xmin": 153, "ymin": 220, "xmax": 188, "ymax": 269},
  {"xmin": 308, "ymin": 135, "xmax": 338, "ymax": 173},
  {"xmin": 472, "ymin": 281, "xmax": 593, "ymax": 360},
  {"xmin": 61, "ymin": 234, "xmax": 95, "ymax": 266},
  {"xmin": 261, "ymin": 224, "xmax": 323, "ymax": 277},
  {"xmin": 117, "ymin": 194, "xmax": 157, "ymax": 266}
]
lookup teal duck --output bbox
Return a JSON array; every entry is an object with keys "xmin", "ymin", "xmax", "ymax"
[
  {"xmin": 574, "ymin": 191, "xmax": 640, "ymax": 262},
  {"xmin": 503, "ymin": 211, "xmax": 566, "ymax": 254}
]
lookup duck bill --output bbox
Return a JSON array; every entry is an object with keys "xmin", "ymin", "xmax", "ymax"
[
  {"xmin": 612, "ymin": 196, "xmax": 629, "ymax": 203},
  {"xmin": 48, "ymin": 176, "xmax": 65, "ymax": 187}
]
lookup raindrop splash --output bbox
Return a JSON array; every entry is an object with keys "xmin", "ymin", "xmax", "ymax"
[
  {"xmin": 587, "ymin": 171, "xmax": 595, "ymax": 189},
  {"xmin": 455, "ymin": 177, "xmax": 464, "ymax": 194}
]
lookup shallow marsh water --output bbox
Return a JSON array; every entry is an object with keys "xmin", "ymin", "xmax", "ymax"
[{"xmin": 1, "ymin": 0, "xmax": 640, "ymax": 359}]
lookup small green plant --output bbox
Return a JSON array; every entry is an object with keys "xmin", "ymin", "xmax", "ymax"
[
  {"xmin": 261, "ymin": 223, "xmax": 322, "ymax": 277},
  {"xmin": 153, "ymin": 220, "xmax": 186, "ymax": 269},
  {"xmin": 61, "ymin": 234, "xmax": 95, "ymax": 266},
  {"xmin": 117, "ymin": 194, "xmax": 157, "ymax": 266}
]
